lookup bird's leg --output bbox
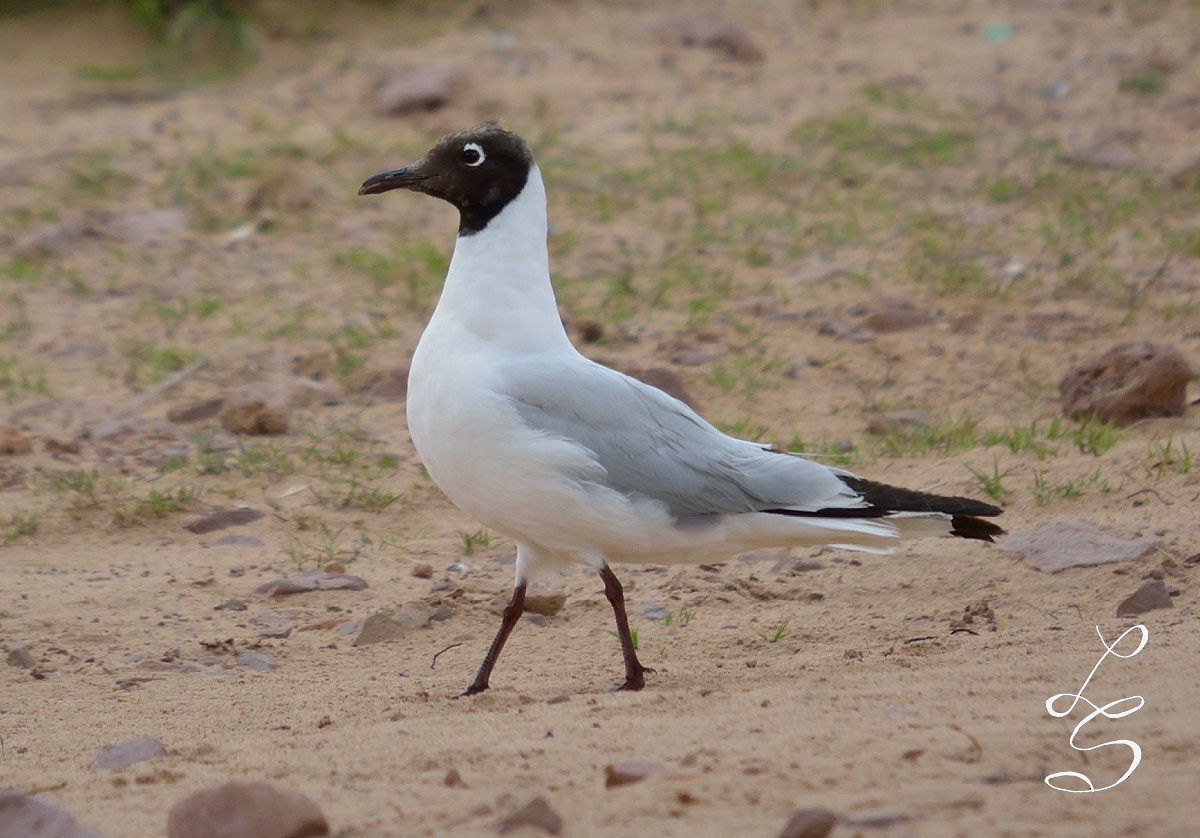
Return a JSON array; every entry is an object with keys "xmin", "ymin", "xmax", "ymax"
[
  {"xmin": 599, "ymin": 565, "xmax": 653, "ymax": 691},
  {"xmin": 461, "ymin": 581, "xmax": 527, "ymax": 696}
]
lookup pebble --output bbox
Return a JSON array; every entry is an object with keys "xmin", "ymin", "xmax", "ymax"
[
  {"xmin": 0, "ymin": 790, "xmax": 105, "ymax": 838},
  {"xmin": 1116, "ymin": 580, "xmax": 1174, "ymax": 617},
  {"xmin": 88, "ymin": 735, "xmax": 166, "ymax": 770},
  {"xmin": 166, "ymin": 781, "xmax": 329, "ymax": 838},
  {"xmin": 411, "ymin": 562, "xmax": 434, "ymax": 579},
  {"xmin": 352, "ymin": 613, "xmax": 406, "ymax": 646},
  {"xmin": 219, "ymin": 386, "xmax": 290, "ymax": 435},
  {"xmin": 604, "ymin": 759, "xmax": 664, "ymax": 788},
  {"xmin": 374, "ymin": 64, "xmax": 460, "ymax": 115},
  {"xmin": 524, "ymin": 593, "xmax": 567, "ymax": 617},
  {"xmin": 495, "ymin": 796, "xmax": 562, "ymax": 835},
  {"xmin": 167, "ymin": 398, "xmax": 224, "ymax": 423},
  {"xmin": 778, "ymin": 808, "xmax": 837, "ymax": 838},
  {"xmin": 253, "ymin": 571, "xmax": 368, "ymax": 597},
  {"xmin": 6, "ymin": 642, "xmax": 37, "ymax": 670},
  {"xmin": 214, "ymin": 598, "xmax": 248, "ymax": 611},
  {"xmin": 443, "ymin": 768, "xmax": 468, "ymax": 788},
  {"xmin": 235, "ymin": 650, "xmax": 278, "ymax": 671},
  {"xmin": 184, "ymin": 507, "xmax": 265, "ymax": 534},
  {"xmin": 637, "ymin": 601, "xmax": 669, "ymax": 620}
]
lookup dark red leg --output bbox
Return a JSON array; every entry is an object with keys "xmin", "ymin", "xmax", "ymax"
[
  {"xmin": 599, "ymin": 565, "xmax": 653, "ymax": 691},
  {"xmin": 461, "ymin": 581, "xmax": 527, "ymax": 696}
]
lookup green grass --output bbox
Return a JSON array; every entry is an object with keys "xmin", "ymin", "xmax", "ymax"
[
  {"xmin": 761, "ymin": 620, "xmax": 791, "ymax": 643},
  {"xmin": 1148, "ymin": 437, "xmax": 1194, "ymax": 476},
  {"xmin": 2, "ymin": 511, "xmax": 38, "ymax": 545},
  {"xmin": 663, "ymin": 607, "xmax": 696, "ymax": 627},
  {"xmin": 968, "ymin": 459, "xmax": 1011, "ymax": 502}
]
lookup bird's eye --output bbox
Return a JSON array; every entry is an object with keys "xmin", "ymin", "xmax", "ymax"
[{"xmin": 463, "ymin": 142, "xmax": 486, "ymax": 167}]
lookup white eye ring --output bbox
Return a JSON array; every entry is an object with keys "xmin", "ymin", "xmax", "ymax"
[{"xmin": 463, "ymin": 142, "xmax": 486, "ymax": 167}]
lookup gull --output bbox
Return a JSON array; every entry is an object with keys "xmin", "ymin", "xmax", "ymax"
[{"xmin": 359, "ymin": 123, "xmax": 1003, "ymax": 695}]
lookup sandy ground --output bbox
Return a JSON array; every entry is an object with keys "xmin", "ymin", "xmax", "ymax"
[{"xmin": 2, "ymin": 1, "xmax": 1199, "ymax": 835}]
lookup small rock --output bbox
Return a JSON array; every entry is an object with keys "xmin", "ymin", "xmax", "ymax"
[
  {"xmin": 411, "ymin": 562, "xmax": 434, "ymax": 579},
  {"xmin": 167, "ymin": 398, "xmax": 224, "ymax": 423},
  {"xmin": 366, "ymin": 364, "xmax": 410, "ymax": 400},
  {"xmin": 45, "ymin": 437, "xmax": 82, "ymax": 455},
  {"xmin": 375, "ymin": 65, "xmax": 460, "ymax": 115},
  {"xmin": 253, "ymin": 570, "xmax": 368, "ymax": 596},
  {"xmin": 214, "ymin": 598, "xmax": 248, "ymax": 611},
  {"xmin": 604, "ymin": 759, "xmax": 664, "ymax": 788},
  {"xmin": 292, "ymin": 379, "xmax": 345, "ymax": 408},
  {"xmin": 817, "ymin": 318, "xmax": 873, "ymax": 343},
  {"xmin": 524, "ymin": 593, "xmax": 567, "ymax": 617},
  {"xmin": 214, "ymin": 535, "xmax": 264, "ymax": 548},
  {"xmin": 352, "ymin": 613, "xmax": 406, "ymax": 646},
  {"xmin": 166, "ymin": 781, "xmax": 329, "ymax": 838},
  {"xmin": 250, "ymin": 613, "xmax": 293, "ymax": 638},
  {"xmin": 865, "ymin": 410, "xmax": 929, "ymax": 436},
  {"xmin": 495, "ymin": 796, "xmax": 562, "ymax": 835},
  {"xmin": 574, "ymin": 320, "xmax": 605, "ymax": 343},
  {"xmin": 394, "ymin": 601, "xmax": 439, "ymax": 628},
  {"xmin": 0, "ymin": 424, "xmax": 34, "ymax": 455},
  {"xmin": 219, "ymin": 386, "xmax": 290, "ymax": 435},
  {"xmin": 778, "ymin": 808, "xmax": 838, "ymax": 838},
  {"xmin": 637, "ymin": 601, "xmax": 669, "ymax": 620},
  {"xmin": 7, "ymin": 642, "xmax": 37, "ymax": 670},
  {"xmin": 996, "ymin": 519, "xmax": 1159, "ymax": 573},
  {"xmin": 864, "ymin": 302, "xmax": 933, "ymax": 333},
  {"xmin": 102, "ymin": 208, "xmax": 187, "ymax": 246},
  {"xmin": 87, "ymin": 416, "xmax": 147, "ymax": 441},
  {"xmin": 0, "ymin": 791, "xmax": 105, "ymax": 838},
  {"xmin": 88, "ymin": 735, "xmax": 166, "ymax": 771},
  {"xmin": 1059, "ymin": 341, "xmax": 1195, "ymax": 425},
  {"xmin": 659, "ymin": 16, "xmax": 764, "ymax": 62},
  {"xmin": 184, "ymin": 507, "xmax": 265, "ymax": 534},
  {"xmin": 1116, "ymin": 580, "xmax": 1174, "ymax": 617},
  {"xmin": 443, "ymin": 768, "xmax": 468, "ymax": 788},
  {"xmin": 668, "ymin": 348, "xmax": 719, "ymax": 366},
  {"xmin": 322, "ymin": 561, "xmax": 346, "ymax": 574},
  {"xmin": 236, "ymin": 651, "xmax": 278, "ymax": 671}
]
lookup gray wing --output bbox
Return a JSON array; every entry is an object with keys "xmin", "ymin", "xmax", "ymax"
[{"xmin": 501, "ymin": 356, "xmax": 864, "ymax": 519}]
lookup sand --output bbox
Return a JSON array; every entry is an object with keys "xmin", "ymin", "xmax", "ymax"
[{"xmin": 1, "ymin": 1, "xmax": 1198, "ymax": 835}]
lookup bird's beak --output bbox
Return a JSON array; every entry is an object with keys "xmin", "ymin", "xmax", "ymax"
[{"xmin": 358, "ymin": 163, "xmax": 434, "ymax": 196}]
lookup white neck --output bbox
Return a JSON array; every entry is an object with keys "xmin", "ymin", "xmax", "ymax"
[{"xmin": 427, "ymin": 165, "xmax": 572, "ymax": 354}]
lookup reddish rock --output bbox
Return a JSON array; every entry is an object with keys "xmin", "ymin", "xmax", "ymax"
[
  {"xmin": 166, "ymin": 781, "xmax": 328, "ymax": 838},
  {"xmin": 1059, "ymin": 342, "xmax": 1195, "ymax": 425},
  {"xmin": 0, "ymin": 424, "xmax": 32, "ymax": 455},
  {"xmin": 996, "ymin": 519, "xmax": 1158, "ymax": 573},
  {"xmin": 219, "ymin": 386, "xmax": 290, "ymax": 435}
]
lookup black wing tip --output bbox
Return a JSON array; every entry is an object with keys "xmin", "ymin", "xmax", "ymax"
[{"xmin": 950, "ymin": 514, "xmax": 1006, "ymax": 543}]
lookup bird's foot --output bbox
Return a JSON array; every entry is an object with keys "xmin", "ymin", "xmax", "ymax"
[
  {"xmin": 457, "ymin": 681, "xmax": 489, "ymax": 698},
  {"xmin": 611, "ymin": 666, "xmax": 655, "ymax": 692}
]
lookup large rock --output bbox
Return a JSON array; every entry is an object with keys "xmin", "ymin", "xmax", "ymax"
[
  {"xmin": 996, "ymin": 519, "xmax": 1158, "ymax": 573},
  {"xmin": 1059, "ymin": 342, "xmax": 1195, "ymax": 425},
  {"xmin": 166, "ymin": 781, "xmax": 328, "ymax": 838}
]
